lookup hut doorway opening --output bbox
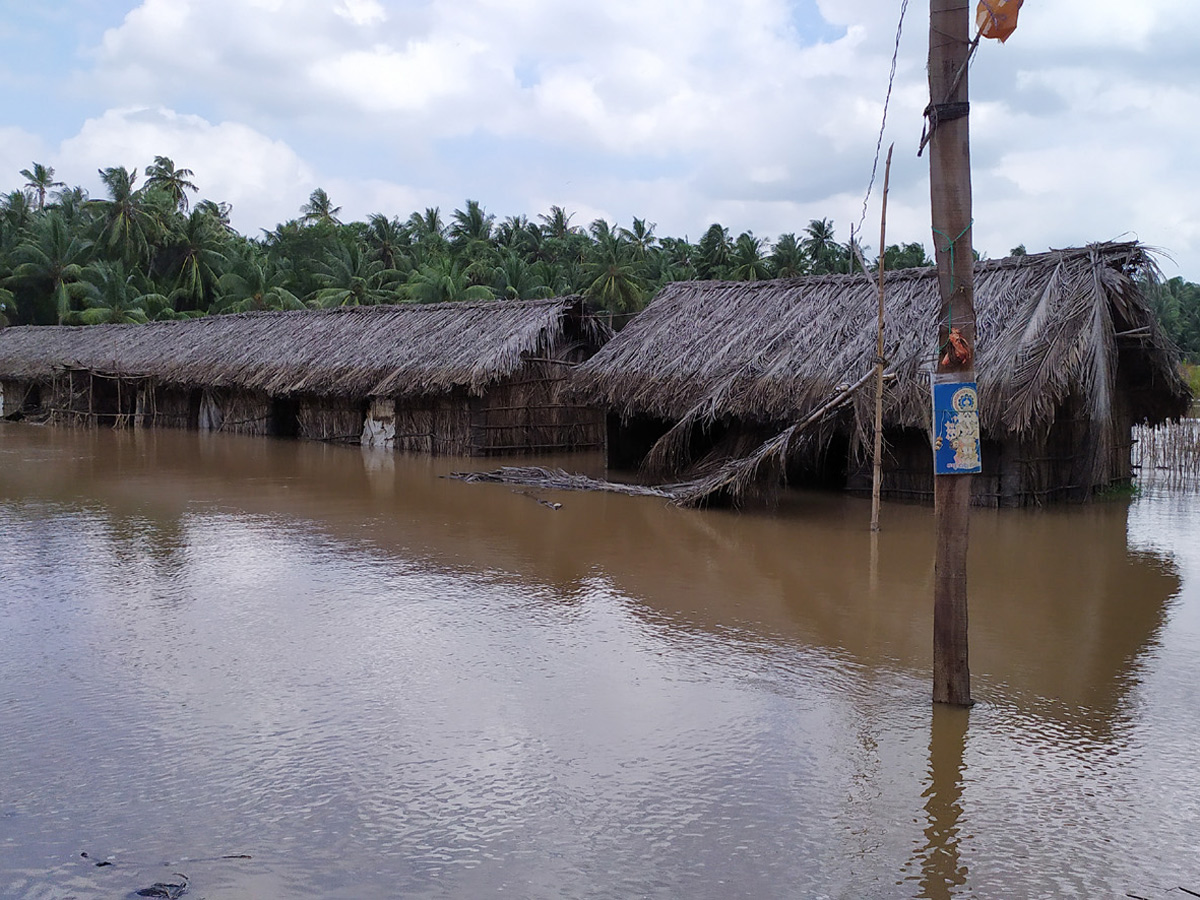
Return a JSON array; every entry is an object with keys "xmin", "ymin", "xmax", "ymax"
[
  {"xmin": 89, "ymin": 374, "xmax": 140, "ymax": 428},
  {"xmin": 185, "ymin": 390, "xmax": 203, "ymax": 430},
  {"xmin": 785, "ymin": 430, "xmax": 851, "ymax": 490},
  {"xmin": 270, "ymin": 397, "xmax": 301, "ymax": 438},
  {"xmin": 607, "ymin": 414, "xmax": 672, "ymax": 471},
  {"xmin": 1, "ymin": 382, "xmax": 41, "ymax": 420},
  {"xmin": 23, "ymin": 384, "xmax": 42, "ymax": 416}
]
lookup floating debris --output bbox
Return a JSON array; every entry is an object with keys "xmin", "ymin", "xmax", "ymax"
[
  {"xmin": 448, "ymin": 466, "xmax": 676, "ymax": 500},
  {"xmin": 135, "ymin": 874, "xmax": 189, "ymax": 898}
]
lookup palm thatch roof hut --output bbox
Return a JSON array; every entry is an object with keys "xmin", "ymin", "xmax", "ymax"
[
  {"xmin": 574, "ymin": 242, "xmax": 1190, "ymax": 506},
  {"xmin": 0, "ymin": 297, "xmax": 608, "ymax": 455}
]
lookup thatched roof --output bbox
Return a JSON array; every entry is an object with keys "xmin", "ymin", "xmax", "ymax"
[
  {"xmin": 575, "ymin": 242, "xmax": 1190, "ymax": 439},
  {"xmin": 0, "ymin": 297, "xmax": 603, "ymax": 398}
]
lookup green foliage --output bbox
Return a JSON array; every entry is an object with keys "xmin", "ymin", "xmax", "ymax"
[
  {"xmin": 73, "ymin": 261, "xmax": 153, "ymax": 324},
  {"xmin": 20, "ymin": 163, "xmax": 64, "ymax": 211},
  {"xmin": 1181, "ymin": 362, "xmax": 1200, "ymax": 398},
  {"xmin": 802, "ymin": 218, "xmax": 847, "ymax": 275},
  {"xmin": 299, "ymin": 188, "xmax": 342, "ymax": 226},
  {"xmin": 10, "ymin": 156, "xmax": 1191, "ymax": 335},
  {"xmin": 883, "ymin": 242, "xmax": 933, "ymax": 270},
  {"xmin": 217, "ymin": 245, "xmax": 304, "ymax": 313},
  {"xmin": 403, "ymin": 257, "xmax": 493, "ymax": 304},
  {"xmin": 144, "ymin": 156, "xmax": 198, "ymax": 212},
  {"xmin": 1147, "ymin": 276, "xmax": 1200, "ymax": 363},
  {"xmin": 1094, "ymin": 480, "xmax": 1140, "ymax": 501},
  {"xmin": 309, "ymin": 233, "xmax": 405, "ymax": 307},
  {"xmin": 728, "ymin": 232, "xmax": 771, "ymax": 282}
]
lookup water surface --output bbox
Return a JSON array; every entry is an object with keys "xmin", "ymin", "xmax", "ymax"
[{"xmin": 1, "ymin": 424, "xmax": 1198, "ymax": 898}]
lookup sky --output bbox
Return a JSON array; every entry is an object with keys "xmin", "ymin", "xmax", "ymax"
[{"xmin": 1, "ymin": 0, "xmax": 1197, "ymax": 279}]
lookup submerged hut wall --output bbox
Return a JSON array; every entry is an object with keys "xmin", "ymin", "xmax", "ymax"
[
  {"xmin": 577, "ymin": 242, "xmax": 1191, "ymax": 506},
  {"xmin": 469, "ymin": 362, "xmax": 605, "ymax": 455},
  {"xmin": 150, "ymin": 386, "xmax": 201, "ymax": 431},
  {"xmin": 44, "ymin": 367, "xmax": 146, "ymax": 428},
  {"xmin": 0, "ymin": 378, "xmax": 37, "ymax": 419},
  {"xmin": 0, "ymin": 297, "xmax": 611, "ymax": 456},
  {"xmin": 385, "ymin": 392, "xmax": 473, "ymax": 455},
  {"xmin": 296, "ymin": 395, "xmax": 366, "ymax": 443}
]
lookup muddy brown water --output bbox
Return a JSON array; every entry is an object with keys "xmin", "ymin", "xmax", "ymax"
[{"xmin": 1, "ymin": 423, "xmax": 1198, "ymax": 899}]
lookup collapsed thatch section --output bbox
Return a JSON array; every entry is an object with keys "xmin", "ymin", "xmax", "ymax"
[
  {"xmin": 576, "ymin": 242, "xmax": 1191, "ymax": 505},
  {"xmin": 0, "ymin": 298, "xmax": 610, "ymax": 455}
]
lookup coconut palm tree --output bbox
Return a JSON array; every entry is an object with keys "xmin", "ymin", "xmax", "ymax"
[
  {"xmin": 450, "ymin": 199, "xmax": 494, "ymax": 250},
  {"xmin": 697, "ymin": 223, "xmax": 732, "ymax": 279},
  {"xmin": 162, "ymin": 207, "xmax": 230, "ymax": 311},
  {"xmin": 299, "ymin": 188, "xmax": 342, "ymax": 226},
  {"xmin": 619, "ymin": 217, "xmax": 658, "ymax": 260},
  {"xmin": 308, "ymin": 236, "xmax": 404, "ymax": 307},
  {"xmin": 74, "ymin": 261, "xmax": 157, "ymax": 324},
  {"xmin": 449, "ymin": 199, "xmax": 497, "ymax": 282},
  {"xmin": 90, "ymin": 166, "xmax": 161, "ymax": 267},
  {"xmin": 494, "ymin": 215, "xmax": 531, "ymax": 250},
  {"xmin": 583, "ymin": 225, "xmax": 644, "ymax": 313},
  {"xmin": 20, "ymin": 163, "xmax": 65, "ymax": 211},
  {"xmin": 530, "ymin": 259, "xmax": 574, "ymax": 297},
  {"xmin": 1, "ymin": 189, "xmax": 35, "ymax": 236},
  {"xmin": 195, "ymin": 199, "xmax": 235, "ymax": 230},
  {"xmin": 802, "ymin": 218, "xmax": 845, "ymax": 275},
  {"xmin": 883, "ymin": 242, "xmax": 933, "ymax": 270},
  {"xmin": 658, "ymin": 237, "xmax": 698, "ymax": 275},
  {"xmin": 771, "ymin": 233, "xmax": 806, "ymax": 278},
  {"xmin": 144, "ymin": 156, "xmax": 199, "ymax": 212},
  {"xmin": 52, "ymin": 186, "xmax": 91, "ymax": 228},
  {"xmin": 538, "ymin": 205, "xmax": 578, "ymax": 240},
  {"xmin": 728, "ymin": 232, "xmax": 772, "ymax": 281},
  {"xmin": 7, "ymin": 211, "xmax": 94, "ymax": 323},
  {"xmin": 406, "ymin": 207, "xmax": 448, "ymax": 265},
  {"xmin": 403, "ymin": 257, "xmax": 493, "ymax": 304},
  {"xmin": 216, "ymin": 246, "xmax": 305, "ymax": 313},
  {"xmin": 492, "ymin": 250, "xmax": 553, "ymax": 300},
  {"xmin": 364, "ymin": 213, "xmax": 411, "ymax": 272}
]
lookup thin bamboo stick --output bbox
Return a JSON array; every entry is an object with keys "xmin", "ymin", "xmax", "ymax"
[{"xmin": 871, "ymin": 144, "xmax": 894, "ymax": 533}]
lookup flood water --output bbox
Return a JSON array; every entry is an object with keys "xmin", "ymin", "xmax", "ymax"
[{"xmin": 1, "ymin": 423, "xmax": 1198, "ymax": 899}]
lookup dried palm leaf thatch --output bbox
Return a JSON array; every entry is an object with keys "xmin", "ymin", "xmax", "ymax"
[
  {"xmin": 0, "ymin": 297, "xmax": 605, "ymax": 400},
  {"xmin": 448, "ymin": 466, "xmax": 677, "ymax": 499},
  {"xmin": 575, "ymin": 242, "xmax": 1190, "ymax": 454}
]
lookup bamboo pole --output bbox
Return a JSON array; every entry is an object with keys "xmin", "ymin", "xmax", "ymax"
[
  {"xmin": 928, "ymin": 0, "xmax": 976, "ymax": 707},
  {"xmin": 870, "ymin": 144, "xmax": 894, "ymax": 533}
]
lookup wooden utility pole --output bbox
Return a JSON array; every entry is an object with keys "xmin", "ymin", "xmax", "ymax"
[{"xmin": 927, "ymin": 0, "xmax": 977, "ymax": 706}]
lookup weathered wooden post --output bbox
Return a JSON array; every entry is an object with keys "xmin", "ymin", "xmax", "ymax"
[{"xmin": 927, "ymin": 0, "xmax": 978, "ymax": 706}]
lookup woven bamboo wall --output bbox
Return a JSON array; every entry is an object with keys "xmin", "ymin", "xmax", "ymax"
[
  {"xmin": 297, "ymin": 396, "xmax": 365, "ymax": 443},
  {"xmin": 470, "ymin": 364, "xmax": 605, "ymax": 455}
]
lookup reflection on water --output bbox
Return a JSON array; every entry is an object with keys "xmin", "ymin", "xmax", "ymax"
[
  {"xmin": 912, "ymin": 706, "xmax": 969, "ymax": 899},
  {"xmin": 1, "ymin": 424, "xmax": 1199, "ymax": 898}
]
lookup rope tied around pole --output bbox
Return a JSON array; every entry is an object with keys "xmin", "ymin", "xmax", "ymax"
[
  {"xmin": 931, "ymin": 219, "xmax": 974, "ymax": 297},
  {"xmin": 931, "ymin": 219, "xmax": 974, "ymax": 363}
]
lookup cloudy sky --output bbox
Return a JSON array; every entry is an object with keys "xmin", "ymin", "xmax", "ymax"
[{"xmin": 2, "ymin": 0, "xmax": 1196, "ymax": 278}]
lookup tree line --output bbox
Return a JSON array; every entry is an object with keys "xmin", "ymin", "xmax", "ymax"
[
  {"xmin": 0, "ymin": 158, "xmax": 933, "ymax": 328},
  {"xmin": 0, "ymin": 158, "xmax": 1197, "ymax": 364}
]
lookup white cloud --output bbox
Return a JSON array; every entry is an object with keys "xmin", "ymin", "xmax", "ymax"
[
  {"xmin": 335, "ymin": 0, "xmax": 386, "ymax": 27},
  {"xmin": 6, "ymin": 0, "xmax": 1197, "ymax": 277},
  {"xmin": 309, "ymin": 36, "xmax": 501, "ymax": 115},
  {"xmin": 0, "ymin": 128, "xmax": 49, "ymax": 190},
  {"xmin": 58, "ymin": 107, "xmax": 315, "ymax": 234}
]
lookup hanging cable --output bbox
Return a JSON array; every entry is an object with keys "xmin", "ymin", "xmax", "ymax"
[{"xmin": 855, "ymin": 0, "xmax": 911, "ymax": 243}]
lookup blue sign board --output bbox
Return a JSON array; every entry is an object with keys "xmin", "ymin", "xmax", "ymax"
[{"xmin": 932, "ymin": 378, "xmax": 982, "ymax": 475}]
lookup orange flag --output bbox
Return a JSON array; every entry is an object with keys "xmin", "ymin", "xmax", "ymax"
[{"xmin": 976, "ymin": 0, "xmax": 1023, "ymax": 42}]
